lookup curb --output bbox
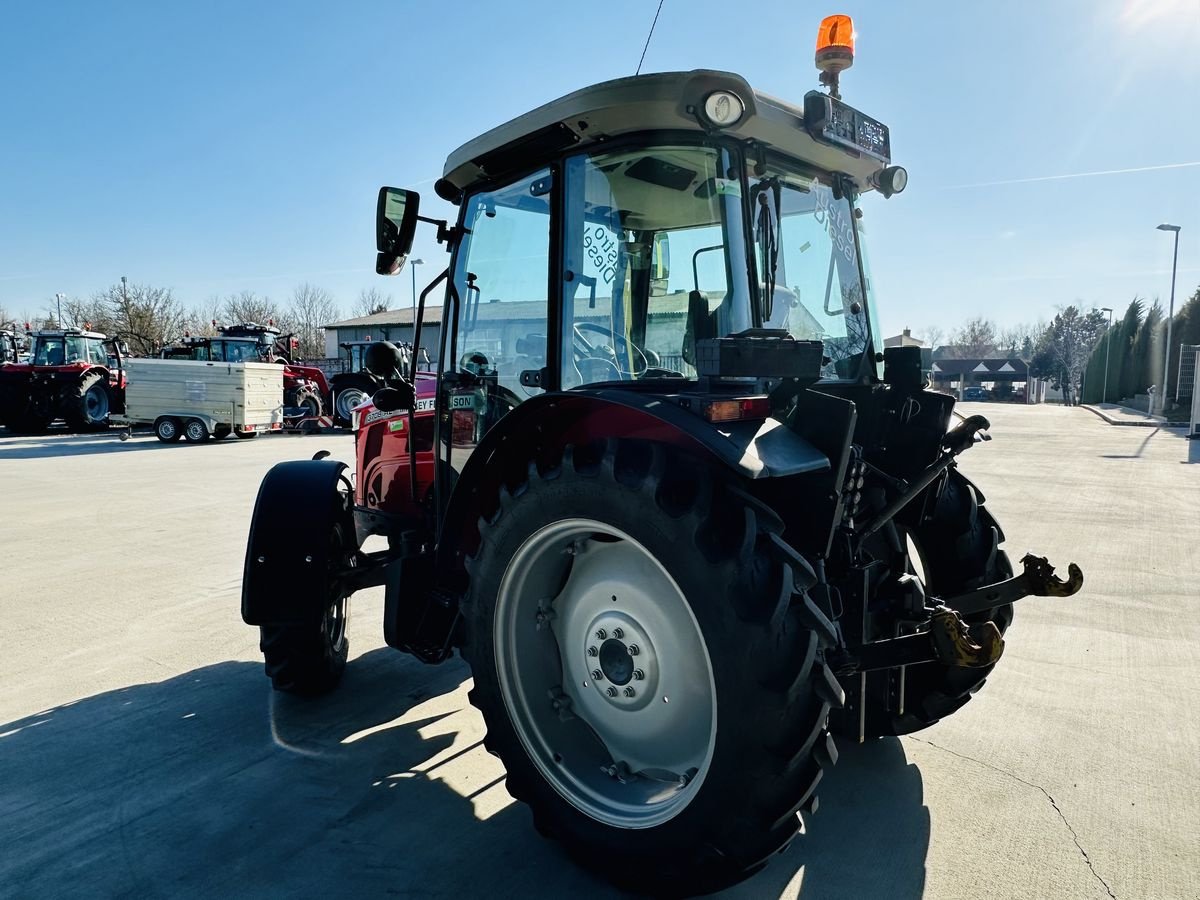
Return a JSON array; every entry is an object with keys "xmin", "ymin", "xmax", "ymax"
[{"xmin": 1080, "ymin": 404, "xmax": 1187, "ymax": 428}]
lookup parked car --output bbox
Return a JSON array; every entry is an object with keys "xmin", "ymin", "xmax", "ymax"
[{"xmin": 963, "ymin": 386, "xmax": 991, "ymax": 401}]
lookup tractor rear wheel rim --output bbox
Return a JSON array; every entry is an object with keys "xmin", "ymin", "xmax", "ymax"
[
  {"xmin": 86, "ymin": 384, "xmax": 108, "ymax": 420},
  {"xmin": 495, "ymin": 517, "xmax": 716, "ymax": 829},
  {"xmin": 336, "ymin": 389, "xmax": 369, "ymax": 421}
]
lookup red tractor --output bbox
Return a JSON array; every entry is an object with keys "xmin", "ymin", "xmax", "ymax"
[
  {"xmin": 0, "ymin": 326, "xmax": 125, "ymax": 434},
  {"xmin": 242, "ymin": 22, "xmax": 1083, "ymax": 895},
  {"xmin": 161, "ymin": 322, "xmax": 330, "ymax": 417}
]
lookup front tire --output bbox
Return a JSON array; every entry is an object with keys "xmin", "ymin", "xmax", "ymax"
[
  {"xmin": 259, "ymin": 521, "xmax": 353, "ymax": 694},
  {"xmin": 461, "ymin": 440, "xmax": 843, "ymax": 895},
  {"xmin": 863, "ymin": 469, "xmax": 1014, "ymax": 737}
]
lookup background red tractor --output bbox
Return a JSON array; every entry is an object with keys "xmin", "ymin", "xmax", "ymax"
[{"xmin": 0, "ymin": 326, "xmax": 125, "ymax": 434}]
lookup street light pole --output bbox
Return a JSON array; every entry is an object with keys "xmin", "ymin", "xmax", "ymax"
[
  {"xmin": 1100, "ymin": 306, "xmax": 1113, "ymax": 404},
  {"xmin": 1156, "ymin": 224, "xmax": 1180, "ymax": 414}
]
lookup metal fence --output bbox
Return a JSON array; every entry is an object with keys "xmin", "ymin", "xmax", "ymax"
[{"xmin": 1178, "ymin": 344, "xmax": 1199, "ymax": 403}]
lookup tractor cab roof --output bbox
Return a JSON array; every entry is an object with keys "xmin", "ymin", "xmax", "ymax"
[
  {"xmin": 29, "ymin": 328, "xmax": 107, "ymax": 339},
  {"xmin": 442, "ymin": 69, "xmax": 891, "ymax": 197},
  {"xmin": 219, "ymin": 322, "xmax": 281, "ymax": 336}
]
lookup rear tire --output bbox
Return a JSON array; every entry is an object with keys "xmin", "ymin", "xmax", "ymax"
[
  {"xmin": 860, "ymin": 469, "xmax": 1014, "ymax": 738},
  {"xmin": 64, "ymin": 372, "xmax": 111, "ymax": 432},
  {"xmin": 331, "ymin": 374, "xmax": 376, "ymax": 426},
  {"xmin": 155, "ymin": 417, "xmax": 182, "ymax": 443},
  {"xmin": 460, "ymin": 440, "xmax": 843, "ymax": 896},
  {"xmin": 259, "ymin": 522, "xmax": 353, "ymax": 695},
  {"xmin": 235, "ymin": 429, "xmax": 259, "ymax": 440},
  {"xmin": 213, "ymin": 426, "xmax": 232, "ymax": 440}
]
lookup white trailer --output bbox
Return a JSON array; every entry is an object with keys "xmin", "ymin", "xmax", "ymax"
[{"xmin": 115, "ymin": 358, "xmax": 284, "ymax": 442}]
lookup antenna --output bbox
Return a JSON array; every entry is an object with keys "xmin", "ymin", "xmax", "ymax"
[{"xmin": 635, "ymin": 0, "xmax": 666, "ymax": 76}]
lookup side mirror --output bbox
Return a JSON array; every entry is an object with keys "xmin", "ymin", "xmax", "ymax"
[
  {"xmin": 372, "ymin": 384, "xmax": 415, "ymax": 413},
  {"xmin": 650, "ymin": 232, "xmax": 670, "ymax": 297},
  {"xmin": 376, "ymin": 187, "xmax": 421, "ymax": 276}
]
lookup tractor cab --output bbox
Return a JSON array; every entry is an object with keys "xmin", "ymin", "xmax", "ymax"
[
  {"xmin": 29, "ymin": 328, "xmax": 110, "ymax": 369},
  {"xmin": 218, "ymin": 322, "xmax": 296, "ymax": 364},
  {"xmin": 373, "ymin": 59, "xmax": 909, "ymax": 504}
]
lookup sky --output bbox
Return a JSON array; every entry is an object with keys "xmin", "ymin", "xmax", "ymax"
[{"xmin": 2, "ymin": 0, "xmax": 1198, "ymax": 341}]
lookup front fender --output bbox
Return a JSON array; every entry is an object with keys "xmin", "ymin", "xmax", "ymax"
[{"xmin": 242, "ymin": 459, "xmax": 349, "ymax": 626}]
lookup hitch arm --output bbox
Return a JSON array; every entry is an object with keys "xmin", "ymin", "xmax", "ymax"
[
  {"xmin": 834, "ymin": 606, "xmax": 1005, "ymax": 673},
  {"xmin": 857, "ymin": 415, "xmax": 992, "ymax": 542},
  {"xmin": 944, "ymin": 553, "xmax": 1084, "ymax": 617}
]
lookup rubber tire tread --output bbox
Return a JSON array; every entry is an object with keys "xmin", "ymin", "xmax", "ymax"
[
  {"xmin": 459, "ymin": 439, "xmax": 841, "ymax": 896},
  {"xmin": 64, "ymin": 372, "xmax": 111, "ymax": 432},
  {"xmin": 866, "ymin": 468, "xmax": 1014, "ymax": 737},
  {"xmin": 258, "ymin": 519, "xmax": 351, "ymax": 696}
]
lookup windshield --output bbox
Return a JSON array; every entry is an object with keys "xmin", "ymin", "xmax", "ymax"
[
  {"xmin": 749, "ymin": 163, "xmax": 873, "ymax": 379},
  {"xmin": 214, "ymin": 340, "xmax": 263, "ymax": 363}
]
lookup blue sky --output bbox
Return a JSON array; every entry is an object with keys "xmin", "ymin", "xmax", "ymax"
[{"xmin": 2, "ymin": 0, "xmax": 1197, "ymax": 339}]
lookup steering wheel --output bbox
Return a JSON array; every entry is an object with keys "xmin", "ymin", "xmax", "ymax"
[{"xmin": 572, "ymin": 322, "xmax": 649, "ymax": 380}]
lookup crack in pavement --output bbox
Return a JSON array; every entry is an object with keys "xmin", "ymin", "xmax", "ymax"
[{"xmin": 905, "ymin": 736, "xmax": 1117, "ymax": 900}]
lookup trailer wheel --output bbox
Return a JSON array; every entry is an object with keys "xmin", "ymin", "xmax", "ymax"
[
  {"xmin": 183, "ymin": 419, "xmax": 209, "ymax": 443},
  {"xmin": 213, "ymin": 426, "xmax": 232, "ymax": 440},
  {"xmin": 259, "ymin": 522, "xmax": 353, "ymax": 695},
  {"xmin": 460, "ymin": 440, "xmax": 843, "ymax": 895},
  {"xmin": 235, "ymin": 430, "xmax": 259, "ymax": 440},
  {"xmin": 861, "ymin": 469, "xmax": 1014, "ymax": 738},
  {"xmin": 155, "ymin": 417, "xmax": 182, "ymax": 443},
  {"xmin": 64, "ymin": 372, "xmax": 111, "ymax": 432}
]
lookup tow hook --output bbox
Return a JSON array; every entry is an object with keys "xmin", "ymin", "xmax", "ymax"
[
  {"xmin": 834, "ymin": 605, "xmax": 1005, "ymax": 674},
  {"xmin": 943, "ymin": 553, "xmax": 1085, "ymax": 618},
  {"xmin": 929, "ymin": 607, "xmax": 1004, "ymax": 668}
]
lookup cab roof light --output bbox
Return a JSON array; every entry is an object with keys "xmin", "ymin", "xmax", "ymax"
[
  {"xmin": 815, "ymin": 14, "xmax": 855, "ymax": 99},
  {"xmin": 702, "ymin": 396, "xmax": 771, "ymax": 424}
]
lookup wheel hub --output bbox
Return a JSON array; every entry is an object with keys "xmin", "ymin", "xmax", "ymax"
[{"xmin": 586, "ymin": 613, "xmax": 656, "ymax": 708}]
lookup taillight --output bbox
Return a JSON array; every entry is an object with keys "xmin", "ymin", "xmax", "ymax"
[{"xmin": 702, "ymin": 396, "xmax": 771, "ymax": 423}]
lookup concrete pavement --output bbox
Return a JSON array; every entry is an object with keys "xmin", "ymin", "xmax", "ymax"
[{"xmin": 1, "ymin": 405, "xmax": 1197, "ymax": 898}]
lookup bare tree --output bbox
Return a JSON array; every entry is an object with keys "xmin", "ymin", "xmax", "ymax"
[
  {"xmin": 947, "ymin": 317, "xmax": 997, "ymax": 358},
  {"xmin": 289, "ymin": 283, "xmax": 340, "ymax": 359},
  {"xmin": 354, "ymin": 287, "xmax": 391, "ymax": 317},
  {"xmin": 221, "ymin": 291, "xmax": 288, "ymax": 331},
  {"xmin": 85, "ymin": 282, "xmax": 189, "ymax": 356},
  {"xmin": 917, "ymin": 324, "xmax": 944, "ymax": 352}
]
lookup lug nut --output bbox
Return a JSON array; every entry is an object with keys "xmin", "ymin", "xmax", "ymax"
[
  {"xmin": 628, "ymin": 645, "xmax": 640, "ymax": 656},
  {"xmin": 624, "ymin": 687, "xmax": 636, "ymax": 698},
  {"xmin": 587, "ymin": 646, "xmax": 598, "ymax": 657},
  {"xmin": 633, "ymin": 669, "xmax": 645, "ymax": 681},
  {"xmin": 606, "ymin": 686, "xmax": 618, "ymax": 698},
  {"xmin": 592, "ymin": 669, "xmax": 604, "ymax": 681},
  {"xmin": 595, "ymin": 628, "xmax": 607, "ymax": 640},
  {"xmin": 612, "ymin": 627, "xmax": 624, "ymax": 639}
]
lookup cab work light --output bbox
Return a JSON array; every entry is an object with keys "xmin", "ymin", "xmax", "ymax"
[{"xmin": 703, "ymin": 396, "xmax": 771, "ymax": 423}]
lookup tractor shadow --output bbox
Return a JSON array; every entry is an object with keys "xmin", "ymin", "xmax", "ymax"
[{"xmin": 0, "ymin": 649, "xmax": 928, "ymax": 899}]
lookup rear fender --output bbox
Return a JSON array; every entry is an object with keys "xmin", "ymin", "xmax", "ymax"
[
  {"xmin": 436, "ymin": 390, "xmax": 829, "ymax": 572},
  {"xmin": 242, "ymin": 459, "xmax": 350, "ymax": 626}
]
